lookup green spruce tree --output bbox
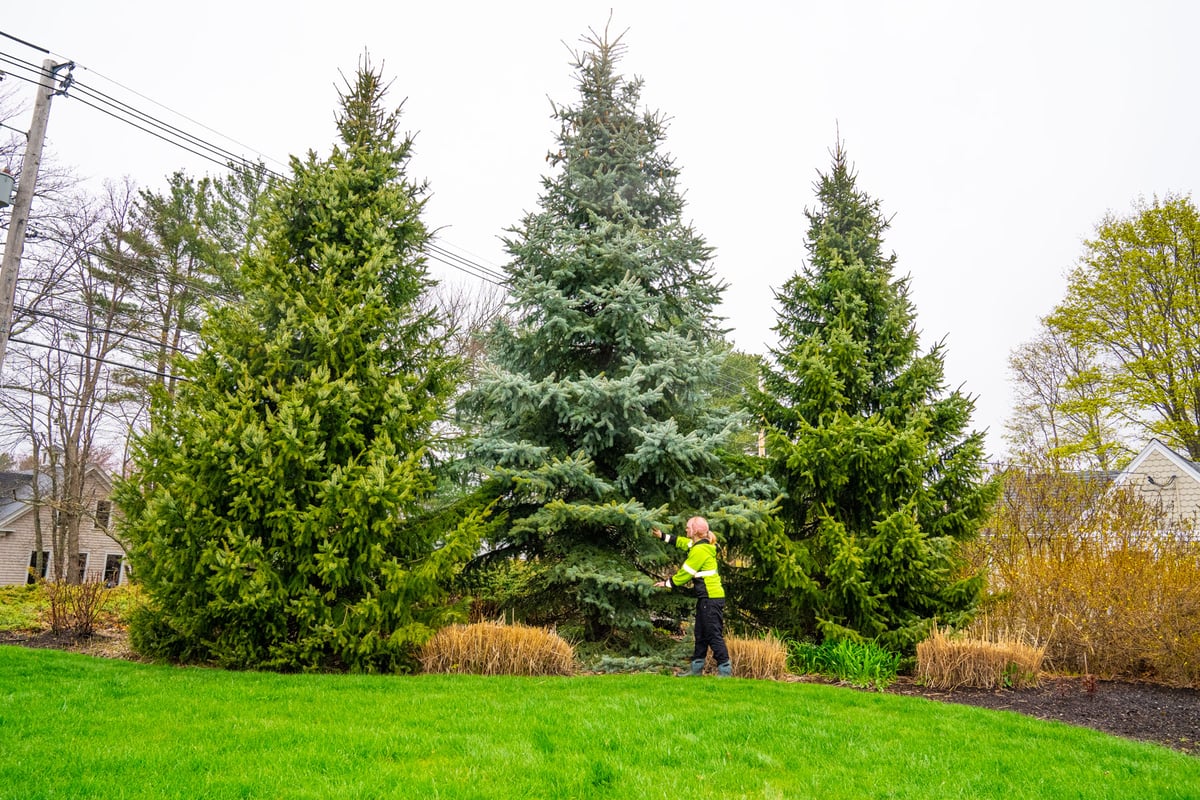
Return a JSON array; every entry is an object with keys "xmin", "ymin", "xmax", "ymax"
[
  {"xmin": 463, "ymin": 28, "xmax": 775, "ymax": 649},
  {"xmin": 116, "ymin": 61, "xmax": 484, "ymax": 672},
  {"xmin": 748, "ymin": 143, "xmax": 998, "ymax": 651}
]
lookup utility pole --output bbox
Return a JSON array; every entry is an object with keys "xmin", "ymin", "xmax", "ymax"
[{"xmin": 0, "ymin": 58, "xmax": 71, "ymax": 373}]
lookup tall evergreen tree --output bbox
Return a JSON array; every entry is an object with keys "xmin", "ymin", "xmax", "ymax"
[
  {"xmin": 748, "ymin": 143, "xmax": 998, "ymax": 651},
  {"xmin": 115, "ymin": 62, "xmax": 484, "ymax": 672},
  {"xmin": 463, "ymin": 28, "xmax": 775, "ymax": 648}
]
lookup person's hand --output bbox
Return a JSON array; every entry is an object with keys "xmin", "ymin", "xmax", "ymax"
[
  {"xmin": 653, "ymin": 580, "xmax": 669, "ymax": 588},
  {"xmin": 651, "ymin": 528, "xmax": 663, "ymax": 539}
]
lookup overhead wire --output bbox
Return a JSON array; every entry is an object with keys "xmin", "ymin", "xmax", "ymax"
[
  {"xmin": 426, "ymin": 242, "xmax": 506, "ymax": 285},
  {"xmin": 0, "ymin": 46, "xmax": 286, "ymax": 184},
  {"xmin": 13, "ymin": 303, "xmax": 197, "ymax": 357},
  {"xmin": 33, "ymin": 230, "xmax": 236, "ymax": 303},
  {"xmin": 0, "ymin": 53, "xmax": 49, "ymax": 90},
  {"xmin": 69, "ymin": 82, "xmax": 285, "ymax": 182},
  {"xmin": 3, "ymin": 32, "xmax": 750, "ymax": 397},
  {"xmin": 0, "ymin": 30, "xmax": 50, "ymax": 55},
  {"xmin": 8, "ymin": 335, "xmax": 188, "ymax": 381},
  {"xmin": 2, "ymin": 42, "xmax": 508, "ymax": 288},
  {"xmin": 76, "ymin": 65, "xmax": 292, "ymax": 174}
]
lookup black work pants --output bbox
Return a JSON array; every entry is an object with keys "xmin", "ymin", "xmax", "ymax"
[{"xmin": 692, "ymin": 597, "xmax": 728, "ymax": 663}]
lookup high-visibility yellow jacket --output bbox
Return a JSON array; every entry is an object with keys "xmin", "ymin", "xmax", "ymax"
[{"xmin": 661, "ymin": 533, "xmax": 725, "ymax": 599}]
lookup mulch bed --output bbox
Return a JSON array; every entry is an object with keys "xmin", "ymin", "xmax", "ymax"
[
  {"xmin": 4, "ymin": 629, "xmax": 1198, "ymax": 755},
  {"xmin": 883, "ymin": 675, "xmax": 1200, "ymax": 756}
]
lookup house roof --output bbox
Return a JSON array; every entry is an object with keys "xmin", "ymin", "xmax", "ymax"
[
  {"xmin": 0, "ymin": 472, "xmax": 42, "ymax": 530},
  {"xmin": 0, "ymin": 467, "xmax": 114, "ymax": 531}
]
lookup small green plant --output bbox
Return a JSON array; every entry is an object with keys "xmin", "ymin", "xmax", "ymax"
[
  {"xmin": 1001, "ymin": 662, "xmax": 1038, "ymax": 689},
  {"xmin": 592, "ymin": 655, "xmax": 680, "ymax": 674},
  {"xmin": 0, "ymin": 583, "xmax": 141, "ymax": 635},
  {"xmin": 788, "ymin": 638, "xmax": 902, "ymax": 690}
]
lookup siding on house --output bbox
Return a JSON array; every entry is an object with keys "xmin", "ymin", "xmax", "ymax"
[
  {"xmin": 0, "ymin": 469, "xmax": 125, "ymax": 586},
  {"xmin": 1111, "ymin": 440, "xmax": 1200, "ymax": 532}
]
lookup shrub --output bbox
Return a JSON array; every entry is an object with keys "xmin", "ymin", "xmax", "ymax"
[
  {"xmin": 916, "ymin": 626, "xmax": 1044, "ymax": 690},
  {"xmin": 0, "ymin": 585, "xmax": 43, "ymax": 631},
  {"xmin": 704, "ymin": 634, "xmax": 788, "ymax": 679},
  {"xmin": 42, "ymin": 577, "xmax": 110, "ymax": 638},
  {"xmin": 966, "ymin": 467, "xmax": 1200, "ymax": 687},
  {"xmin": 419, "ymin": 622, "xmax": 576, "ymax": 676},
  {"xmin": 787, "ymin": 638, "xmax": 902, "ymax": 690},
  {"xmin": 592, "ymin": 654, "xmax": 682, "ymax": 674}
]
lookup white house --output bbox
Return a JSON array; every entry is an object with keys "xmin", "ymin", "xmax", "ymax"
[
  {"xmin": 1110, "ymin": 439, "xmax": 1200, "ymax": 532},
  {"xmin": 0, "ymin": 467, "xmax": 126, "ymax": 586}
]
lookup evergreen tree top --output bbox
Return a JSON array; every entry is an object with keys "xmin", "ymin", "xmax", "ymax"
[
  {"xmin": 534, "ymin": 25, "xmax": 688, "ymax": 237},
  {"xmin": 804, "ymin": 141, "xmax": 895, "ymax": 273},
  {"xmin": 769, "ymin": 141, "xmax": 924, "ymax": 416},
  {"xmin": 335, "ymin": 57, "xmax": 408, "ymax": 158}
]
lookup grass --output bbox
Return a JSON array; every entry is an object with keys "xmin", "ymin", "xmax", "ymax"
[{"xmin": 2, "ymin": 646, "xmax": 1198, "ymax": 799}]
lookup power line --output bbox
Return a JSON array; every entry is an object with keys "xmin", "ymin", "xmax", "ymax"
[
  {"xmin": 13, "ymin": 303, "xmax": 197, "ymax": 357},
  {"xmin": 4, "ymin": 37, "xmax": 724, "ymax": 315},
  {"xmin": 426, "ymin": 243, "xmax": 506, "ymax": 285},
  {"xmin": 0, "ymin": 30, "xmax": 286, "ymax": 174},
  {"xmin": 70, "ymin": 79, "xmax": 287, "ymax": 181},
  {"xmin": 33, "ymin": 230, "xmax": 235, "ymax": 303},
  {"xmin": 77, "ymin": 65, "xmax": 291, "ymax": 174},
  {"xmin": 0, "ymin": 47, "xmax": 278, "ymax": 188},
  {"xmin": 0, "ymin": 30, "xmax": 49, "ymax": 55},
  {"xmin": 66, "ymin": 91, "xmax": 273, "ymax": 181},
  {"xmin": 8, "ymin": 335, "xmax": 187, "ymax": 381},
  {"xmin": 2, "ymin": 43, "xmax": 511, "ymax": 290},
  {"xmin": 0, "ymin": 53, "xmax": 48, "ymax": 89}
]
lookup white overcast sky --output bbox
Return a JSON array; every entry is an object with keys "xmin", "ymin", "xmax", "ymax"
[{"xmin": 3, "ymin": 1, "xmax": 1198, "ymax": 459}]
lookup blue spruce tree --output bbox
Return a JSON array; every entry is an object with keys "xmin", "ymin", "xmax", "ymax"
[{"xmin": 464, "ymin": 29, "xmax": 776, "ymax": 650}]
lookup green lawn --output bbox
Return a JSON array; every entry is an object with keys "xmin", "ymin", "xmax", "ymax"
[{"xmin": 1, "ymin": 646, "xmax": 1197, "ymax": 799}]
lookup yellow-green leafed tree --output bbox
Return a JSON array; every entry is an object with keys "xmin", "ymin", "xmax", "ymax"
[{"xmin": 1049, "ymin": 194, "xmax": 1200, "ymax": 460}]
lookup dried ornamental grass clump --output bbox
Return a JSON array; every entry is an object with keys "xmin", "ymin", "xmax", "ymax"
[
  {"xmin": 917, "ymin": 627, "xmax": 1045, "ymax": 690},
  {"xmin": 419, "ymin": 622, "xmax": 576, "ymax": 676},
  {"xmin": 704, "ymin": 634, "xmax": 789, "ymax": 679}
]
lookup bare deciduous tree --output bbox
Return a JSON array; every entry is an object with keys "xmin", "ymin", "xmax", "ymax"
[{"xmin": 1005, "ymin": 321, "xmax": 1132, "ymax": 471}]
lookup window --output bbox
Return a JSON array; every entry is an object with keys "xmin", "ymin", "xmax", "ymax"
[
  {"xmin": 77, "ymin": 553, "xmax": 89, "ymax": 581},
  {"xmin": 27, "ymin": 551, "xmax": 48, "ymax": 584},
  {"xmin": 95, "ymin": 500, "xmax": 112, "ymax": 530},
  {"xmin": 103, "ymin": 554, "xmax": 123, "ymax": 587}
]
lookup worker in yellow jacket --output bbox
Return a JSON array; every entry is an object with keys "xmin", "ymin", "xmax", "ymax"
[{"xmin": 653, "ymin": 516, "xmax": 732, "ymax": 677}]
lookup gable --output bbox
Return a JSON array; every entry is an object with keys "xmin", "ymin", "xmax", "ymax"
[
  {"xmin": 0, "ymin": 467, "xmax": 117, "ymax": 531},
  {"xmin": 1112, "ymin": 439, "xmax": 1200, "ymax": 527},
  {"xmin": 1114, "ymin": 440, "xmax": 1200, "ymax": 488}
]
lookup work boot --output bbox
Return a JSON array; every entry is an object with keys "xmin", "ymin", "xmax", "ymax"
[
  {"xmin": 717, "ymin": 661, "xmax": 733, "ymax": 678},
  {"xmin": 679, "ymin": 658, "xmax": 705, "ymax": 677}
]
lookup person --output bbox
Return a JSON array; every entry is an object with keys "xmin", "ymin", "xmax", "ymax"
[{"xmin": 652, "ymin": 516, "xmax": 732, "ymax": 677}]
